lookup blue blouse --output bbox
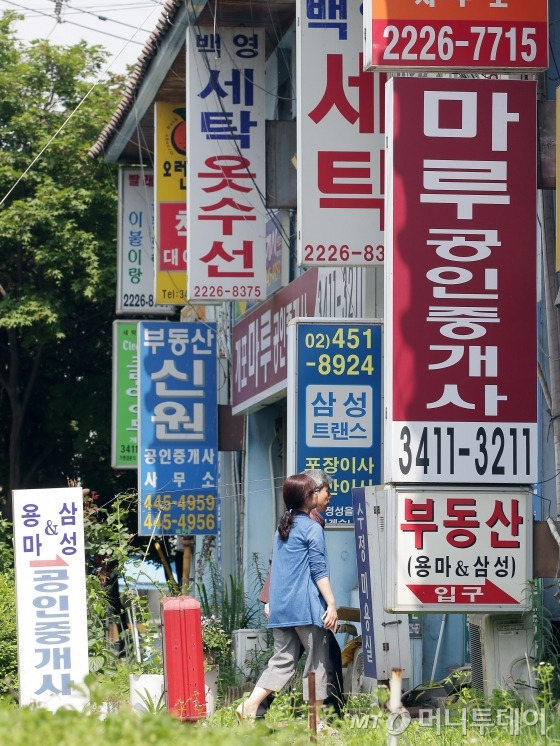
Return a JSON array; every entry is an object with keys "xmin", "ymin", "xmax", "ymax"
[{"xmin": 267, "ymin": 512, "xmax": 329, "ymax": 629}]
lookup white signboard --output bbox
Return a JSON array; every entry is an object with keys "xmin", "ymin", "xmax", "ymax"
[
  {"xmin": 13, "ymin": 487, "xmax": 89, "ymax": 711},
  {"xmin": 383, "ymin": 486, "xmax": 532, "ymax": 612},
  {"xmin": 297, "ymin": 0, "xmax": 385, "ymax": 267},
  {"xmin": 117, "ymin": 167, "xmax": 173, "ymax": 315},
  {"xmin": 186, "ymin": 26, "xmax": 266, "ymax": 302}
]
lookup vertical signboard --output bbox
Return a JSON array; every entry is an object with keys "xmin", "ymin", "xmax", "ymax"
[
  {"xmin": 265, "ymin": 211, "xmax": 285, "ymax": 296},
  {"xmin": 287, "ymin": 319, "xmax": 382, "ymax": 526},
  {"xmin": 154, "ymin": 103, "xmax": 187, "ymax": 306},
  {"xmin": 13, "ymin": 487, "xmax": 89, "ymax": 711},
  {"xmin": 352, "ymin": 486, "xmax": 412, "ymax": 679},
  {"xmin": 364, "ymin": 0, "xmax": 548, "ymax": 72},
  {"xmin": 557, "ymin": 94, "xmax": 560, "ymax": 272},
  {"xmin": 297, "ymin": 0, "xmax": 385, "ymax": 267},
  {"xmin": 117, "ymin": 167, "xmax": 173, "ymax": 315},
  {"xmin": 112, "ymin": 321, "xmax": 138, "ymax": 469},
  {"xmin": 186, "ymin": 26, "xmax": 266, "ymax": 302},
  {"xmin": 385, "ymin": 486, "xmax": 532, "ymax": 612},
  {"xmin": 351, "ymin": 487, "xmax": 376, "ymax": 678},
  {"xmin": 138, "ymin": 322, "xmax": 218, "ymax": 536},
  {"xmin": 385, "ymin": 77, "xmax": 537, "ymax": 484}
]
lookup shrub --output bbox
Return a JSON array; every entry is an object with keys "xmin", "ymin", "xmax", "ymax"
[{"xmin": 0, "ymin": 570, "xmax": 17, "ymax": 700}]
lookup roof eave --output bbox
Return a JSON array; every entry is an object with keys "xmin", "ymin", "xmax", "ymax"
[{"xmin": 91, "ymin": 1, "xmax": 208, "ymax": 163}]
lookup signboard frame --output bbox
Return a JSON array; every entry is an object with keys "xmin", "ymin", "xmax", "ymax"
[
  {"xmin": 138, "ymin": 321, "xmax": 218, "ymax": 536},
  {"xmin": 112, "ymin": 321, "xmax": 139, "ymax": 469},
  {"xmin": 13, "ymin": 487, "xmax": 89, "ymax": 711},
  {"xmin": 384, "ymin": 485, "xmax": 533, "ymax": 613},
  {"xmin": 297, "ymin": 0, "xmax": 386, "ymax": 267},
  {"xmin": 385, "ymin": 76, "xmax": 538, "ymax": 485},
  {"xmin": 364, "ymin": 0, "xmax": 548, "ymax": 72},
  {"xmin": 117, "ymin": 167, "xmax": 173, "ymax": 315},
  {"xmin": 186, "ymin": 26, "xmax": 267, "ymax": 302},
  {"xmin": 287, "ymin": 317, "xmax": 383, "ymax": 527}
]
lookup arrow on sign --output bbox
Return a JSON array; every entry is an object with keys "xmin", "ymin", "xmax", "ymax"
[
  {"xmin": 407, "ymin": 579, "xmax": 518, "ymax": 605},
  {"xmin": 30, "ymin": 555, "xmax": 68, "ymax": 567}
]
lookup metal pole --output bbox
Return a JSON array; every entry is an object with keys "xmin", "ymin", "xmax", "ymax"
[
  {"xmin": 387, "ymin": 668, "xmax": 404, "ymax": 746},
  {"xmin": 308, "ymin": 671, "xmax": 317, "ymax": 742}
]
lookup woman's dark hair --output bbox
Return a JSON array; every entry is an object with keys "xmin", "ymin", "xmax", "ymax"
[{"xmin": 277, "ymin": 473, "xmax": 316, "ymax": 541}]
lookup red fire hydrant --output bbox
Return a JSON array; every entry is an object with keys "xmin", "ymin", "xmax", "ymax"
[{"xmin": 160, "ymin": 596, "xmax": 206, "ymax": 721}]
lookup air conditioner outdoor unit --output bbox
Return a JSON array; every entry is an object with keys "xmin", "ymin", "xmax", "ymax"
[
  {"xmin": 347, "ymin": 648, "xmax": 376, "ymax": 695},
  {"xmin": 232, "ymin": 628, "xmax": 268, "ymax": 682},
  {"xmin": 468, "ymin": 613, "xmax": 537, "ymax": 703}
]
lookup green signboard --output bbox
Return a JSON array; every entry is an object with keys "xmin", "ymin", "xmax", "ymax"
[{"xmin": 112, "ymin": 321, "xmax": 138, "ymax": 469}]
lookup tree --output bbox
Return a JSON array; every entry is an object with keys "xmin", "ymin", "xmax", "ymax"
[{"xmin": 0, "ymin": 12, "xmax": 135, "ymax": 519}]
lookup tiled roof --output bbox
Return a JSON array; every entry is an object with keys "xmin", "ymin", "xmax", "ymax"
[{"xmin": 88, "ymin": 0, "xmax": 184, "ymax": 160}]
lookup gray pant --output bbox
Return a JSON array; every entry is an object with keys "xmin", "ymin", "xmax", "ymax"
[{"xmin": 256, "ymin": 624, "xmax": 329, "ymax": 701}]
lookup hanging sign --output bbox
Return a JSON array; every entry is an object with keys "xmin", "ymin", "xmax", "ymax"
[
  {"xmin": 385, "ymin": 77, "xmax": 537, "ymax": 484},
  {"xmin": 117, "ymin": 167, "xmax": 173, "ymax": 315},
  {"xmin": 384, "ymin": 486, "xmax": 532, "ymax": 612},
  {"xmin": 364, "ymin": 0, "xmax": 548, "ymax": 72},
  {"xmin": 287, "ymin": 318, "xmax": 382, "ymax": 526},
  {"xmin": 186, "ymin": 27, "xmax": 266, "ymax": 302},
  {"xmin": 138, "ymin": 322, "xmax": 218, "ymax": 536},
  {"xmin": 297, "ymin": 0, "xmax": 385, "ymax": 267}
]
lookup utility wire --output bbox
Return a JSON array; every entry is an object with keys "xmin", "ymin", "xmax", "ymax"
[
  {"xmin": 0, "ymin": 2, "xmax": 166, "ymax": 207},
  {"xmin": 0, "ymin": 0, "xmax": 150, "ymax": 44}
]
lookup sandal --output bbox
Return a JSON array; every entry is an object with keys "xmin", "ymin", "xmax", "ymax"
[{"xmin": 235, "ymin": 703, "xmax": 256, "ymax": 725}]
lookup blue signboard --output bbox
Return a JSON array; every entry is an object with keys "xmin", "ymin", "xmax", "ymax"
[
  {"xmin": 351, "ymin": 487, "xmax": 377, "ymax": 678},
  {"xmin": 138, "ymin": 321, "xmax": 218, "ymax": 536},
  {"xmin": 293, "ymin": 320, "xmax": 382, "ymax": 526}
]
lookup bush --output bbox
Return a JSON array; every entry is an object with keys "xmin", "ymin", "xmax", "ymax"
[{"xmin": 0, "ymin": 570, "xmax": 17, "ymax": 700}]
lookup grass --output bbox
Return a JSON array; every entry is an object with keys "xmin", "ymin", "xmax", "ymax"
[{"xmin": 0, "ymin": 682, "xmax": 559, "ymax": 746}]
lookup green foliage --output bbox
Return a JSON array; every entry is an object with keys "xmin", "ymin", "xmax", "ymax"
[
  {"xmin": 0, "ymin": 11, "xmax": 141, "ymax": 511},
  {"xmin": 82, "ymin": 491, "xmax": 164, "ymax": 676},
  {"xmin": 197, "ymin": 560, "xmax": 262, "ymax": 636},
  {"xmin": 201, "ymin": 615, "xmax": 233, "ymax": 661},
  {"xmin": 0, "ymin": 518, "xmax": 14, "ymax": 572},
  {"xmin": 0, "ymin": 570, "xmax": 17, "ymax": 700}
]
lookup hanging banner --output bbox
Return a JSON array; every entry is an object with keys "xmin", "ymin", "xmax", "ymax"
[
  {"xmin": 13, "ymin": 487, "xmax": 89, "ymax": 711},
  {"xmin": 297, "ymin": 0, "xmax": 385, "ymax": 267},
  {"xmin": 154, "ymin": 103, "xmax": 187, "ymax": 305},
  {"xmin": 383, "ymin": 486, "xmax": 532, "ymax": 612},
  {"xmin": 112, "ymin": 321, "xmax": 138, "ymax": 469},
  {"xmin": 385, "ymin": 77, "xmax": 537, "ymax": 484},
  {"xmin": 364, "ymin": 0, "xmax": 548, "ymax": 72},
  {"xmin": 186, "ymin": 26, "xmax": 266, "ymax": 302},
  {"xmin": 287, "ymin": 319, "xmax": 383, "ymax": 527},
  {"xmin": 117, "ymin": 167, "xmax": 173, "ymax": 315},
  {"xmin": 138, "ymin": 322, "xmax": 218, "ymax": 536}
]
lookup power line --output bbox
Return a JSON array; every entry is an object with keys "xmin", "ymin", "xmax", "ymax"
[
  {"xmin": 64, "ymin": 1, "xmax": 160, "ymax": 34},
  {"xmin": 0, "ymin": 0, "xmax": 153, "ymax": 44}
]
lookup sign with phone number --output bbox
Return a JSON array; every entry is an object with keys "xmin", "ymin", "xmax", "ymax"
[
  {"xmin": 392, "ymin": 422, "xmax": 536, "ymax": 483},
  {"xmin": 142, "ymin": 493, "xmax": 216, "ymax": 534},
  {"xmin": 287, "ymin": 319, "xmax": 382, "ymax": 527},
  {"xmin": 364, "ymin": 0, "xmax": 548, "ymax": 71},
  {"xmin": 138, "ymin": 321, "xmax": 218, "ymax": 536}
]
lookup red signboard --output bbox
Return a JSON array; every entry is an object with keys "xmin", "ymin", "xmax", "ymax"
[
  {"xmin": 385, "ymin": 77, "xmax": 537, "ymax": 484},
  {"xmin": 158, "ymin": 202, "xmax": 187, "ymax": 272},
  {"xmin": 364, "ymin": 0, "xmax": 548, "ymax": 71}
]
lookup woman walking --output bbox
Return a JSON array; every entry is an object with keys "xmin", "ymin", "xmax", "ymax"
[{"xmin": 236, "ymin": 473, "xmax": 338, "ymax": 732}]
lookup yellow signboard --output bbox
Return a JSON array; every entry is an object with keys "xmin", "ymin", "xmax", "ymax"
[{"xmin": 154, "ymin": 102, "xmax": 187, "ymax": 305}]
